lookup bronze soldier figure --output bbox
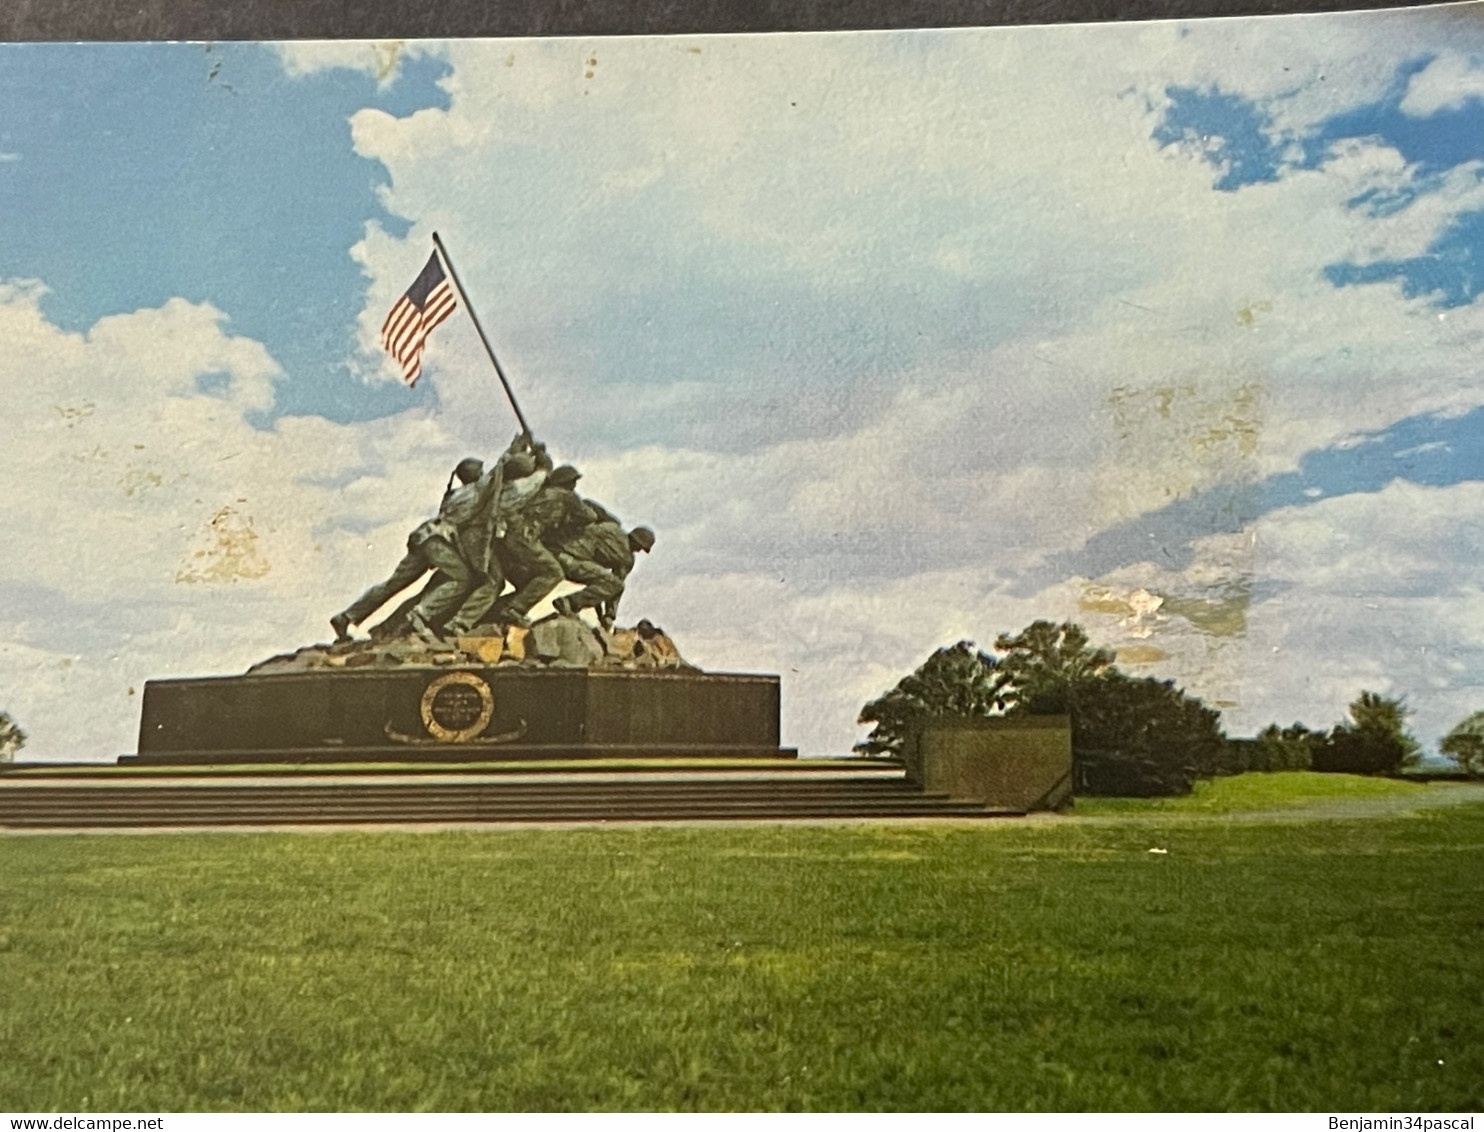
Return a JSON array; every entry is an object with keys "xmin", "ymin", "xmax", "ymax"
[
  {"xmin": 440, "ymin": 442, "xmax": 552, "ymax": 635},
  {"xmin": 550, "ymin": 523, "xmax": 655, "ymax": 629},
  {"xmin": 329, "ymin": 439, "xmax": 538, "ymax": 643},
  {"xmin": 475, "ymin": 463, "xmax": 584, "ymax": 628}
]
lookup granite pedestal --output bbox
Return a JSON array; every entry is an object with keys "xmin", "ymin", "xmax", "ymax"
[{"xmin": 125, "ymin": 666, "xmax": 793, "ymax": 764}]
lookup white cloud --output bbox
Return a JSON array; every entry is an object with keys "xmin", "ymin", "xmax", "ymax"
[
  {"xmin": 1234, "ymin": 481, "xmax": 1484, "ymax": 744},
  {"xmin": 0, "ymin": 283, "xmax": 487, "ymax": 761},
  {"xmin": 271, "ymin": 40, "xmax": 438, "ymax": 87},
  {"xmin": 1053, "ymin": 481, "xmax": 1484, "ymax": 748},
  {"xmin": 1401, "ymin": 48, "xmax": 1484, "ymax": 117},
  {"xmin": 350, "ymin": 28, "xmax": 1484, "ymax": 465}
]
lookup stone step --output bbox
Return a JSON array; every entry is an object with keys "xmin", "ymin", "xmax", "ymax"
[
  {"xmin": 0, "ymin": 787, "xmax": 938, "ymax": 809},
  {"xmin": 121, "ymin": 743, "xmax": 801, "ymax": 765},
  {"xmin": 0, "ymin": 770, "xmax": 1016, "ymax": 828},
  {"xmin": 4, "ymin": 759, "xmax": 904, "ymax": 780},
  {"xmin": 0, "ymin": 800, "xmax": 1001, "ymax": 827},
  {"xmin": 0, "ymin": 778, "xmax": 921, "ymax": 798}
]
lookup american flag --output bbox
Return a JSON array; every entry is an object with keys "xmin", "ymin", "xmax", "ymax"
[{"xmin": 380, "ymin": 251, "xmax": 457, "ymax": 386}]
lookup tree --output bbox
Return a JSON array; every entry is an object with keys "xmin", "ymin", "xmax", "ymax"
[
  {"xmin": 991, "ymin": 620, "xmax": 1115, "ymax": 714},
  {"xmin": 1065, "ymin": 672, "xmax": 1228, "ymax": 796},
  {"xmin": 1313, "ymin": 691, "xmax": 1420, "ymax": 776},
  {"xmin": 856, "ymin": 620, "xmax": 1228, "ymax": 795},
  {"xmin": 0, "ymin": 711, "xmax": 25, "ymax": 763},
  {"xmin": 854, "ymin": 641, "xmax": 1000, "ymax": 756},
  {"xmin": 993, "ymin": 620, "xmax": 1224, "ymax": 796},
  {"xmin": 1440, "ymin": 710, "xmax": 1484, "ymax": 778},
  {"xmin": 1250, "ymin": 723, "xmax": 1320, "ymax": 772}
]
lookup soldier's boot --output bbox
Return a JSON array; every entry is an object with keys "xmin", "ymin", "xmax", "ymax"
[
  {"xmin": 484, "ymin": 599, "xmax": 533, "ymax": 630},
  {"xmin": 330, "ymin": 612, "xmax": 353, "ymax": 643},
  {"xmin": 552, "ymin": 596, "xmax": 578, "ymax": 618},
  {"xmin": 407, "ymin": 608, "xmax": 454, "ymax": 651},
  {"xmin": 598, "ymin": 601, "xmax": 619, "ymax": 631}
]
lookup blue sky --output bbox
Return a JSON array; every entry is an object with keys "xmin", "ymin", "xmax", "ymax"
[
  {"xmin": 0, "ymin": 43, "xmax": 448, "ymax": 422},
  {"xmin": 1161, "ymin": 48, "xmax": 1484, "ymax": 310},
  {"xmin": 6, "ymin": 16, "xmax": 1484, "ymax": 759}
]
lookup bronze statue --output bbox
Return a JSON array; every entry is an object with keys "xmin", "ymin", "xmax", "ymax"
[{"xmin": 330, "ymin": 435, "xmax": 542, "ymax": 643}]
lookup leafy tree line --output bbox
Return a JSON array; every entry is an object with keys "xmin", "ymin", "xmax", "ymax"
[
  {"xmin": 856, "ymin": 620, "xmax": 1439, "ymax": 796},
  {"xmin": 1241, "ymin": 692, "xmax": 1484, "ymax": 779},
  {"xmin": 1235, "ymin": 691, "xmax": 1422, "ymax": 777}
]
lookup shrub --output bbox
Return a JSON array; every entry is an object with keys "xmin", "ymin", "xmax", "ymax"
[{"xmin": 0, "ymin": 711, "xmax": 25, "ymax": 763}]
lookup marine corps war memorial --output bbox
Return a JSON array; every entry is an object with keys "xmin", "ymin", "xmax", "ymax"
[{"xmin": 0, "ymin": 236, "xmax": 1071, "ymax": 829}]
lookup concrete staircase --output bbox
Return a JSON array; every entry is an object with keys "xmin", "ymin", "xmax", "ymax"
[{"xmin": 0, "ymin": 763, "xmax": 1019, "ymax": 830}]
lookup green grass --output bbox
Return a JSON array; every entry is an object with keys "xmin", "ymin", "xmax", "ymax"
[
  {"xmin": 2, "ymin": 803, "xmax": 1482, "ymax": 1111},
  {"xmin": 1072, "ymin": 771, "xmax": 1430, "ymax": 816}
]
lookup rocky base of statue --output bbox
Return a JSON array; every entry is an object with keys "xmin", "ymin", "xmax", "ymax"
[
  {"xmin": 126, "ymin": 614, "xmax": 792, "ymax": 764},
  {"xmin": 247, "ymin": 615, "xmax": 691, "ymax": 676}
]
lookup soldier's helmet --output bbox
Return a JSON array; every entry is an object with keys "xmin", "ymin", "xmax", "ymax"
[
  {"xmin": 454, "ymin": 457, "xmax": 484, "ymax": 484},
  {"xmin": 548, "ymin": 465, "xmax": 582, "ymax": 489},
  {"xmin": 629, "ymin": 526, "xmax": 656, "ymax": 552},
  {"xmin": 503, "ymin": 451, "xmax": 538, "ymax": 479}
]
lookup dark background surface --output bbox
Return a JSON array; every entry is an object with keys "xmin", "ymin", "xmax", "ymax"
[{"xmin": 0, "ymin": 0, "xmax": 1446, "ymax": 40}]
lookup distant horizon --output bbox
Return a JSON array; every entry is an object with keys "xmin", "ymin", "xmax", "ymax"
[{"xmin": 4, "ymin": 13, "xmax": 1484, "ymax": 760}]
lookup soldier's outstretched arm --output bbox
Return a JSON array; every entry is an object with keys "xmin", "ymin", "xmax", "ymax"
[{"xmin": 582, "ymin": 497, "xmax": 620, "ymax": 526}]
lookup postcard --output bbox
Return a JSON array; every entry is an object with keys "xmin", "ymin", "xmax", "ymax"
[{"xmin": 6, "ymin": 9, "xmax": 1484, "ymax": 1119}]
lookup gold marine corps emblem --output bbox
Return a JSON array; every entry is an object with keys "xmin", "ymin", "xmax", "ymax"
[{"xmin": 418, "ymin": 671, "xmax": 494, "ymax": 743}]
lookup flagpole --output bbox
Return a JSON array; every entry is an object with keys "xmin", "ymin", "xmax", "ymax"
[{"xmin": 430, "ymin": 231, "xmax": 532, "ymax": 440}]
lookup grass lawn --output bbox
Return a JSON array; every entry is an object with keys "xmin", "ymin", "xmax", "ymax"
[
  {"xmin": 1, "ymin": 786, "xmax": 1482, "ymax": 1111},
  {"xmin": 1072, "ymin": 770, "xmax": 1433, "ymax": 815}
]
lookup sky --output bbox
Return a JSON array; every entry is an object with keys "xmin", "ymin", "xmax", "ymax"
[{"xmin": 5, "ymin": 11, "xmax": 1484, "ymax": 760}]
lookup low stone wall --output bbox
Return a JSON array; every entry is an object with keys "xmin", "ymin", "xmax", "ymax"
[{"xmin": 905, "ymin": 715, "xmax": 1072, "ymax": 811}]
